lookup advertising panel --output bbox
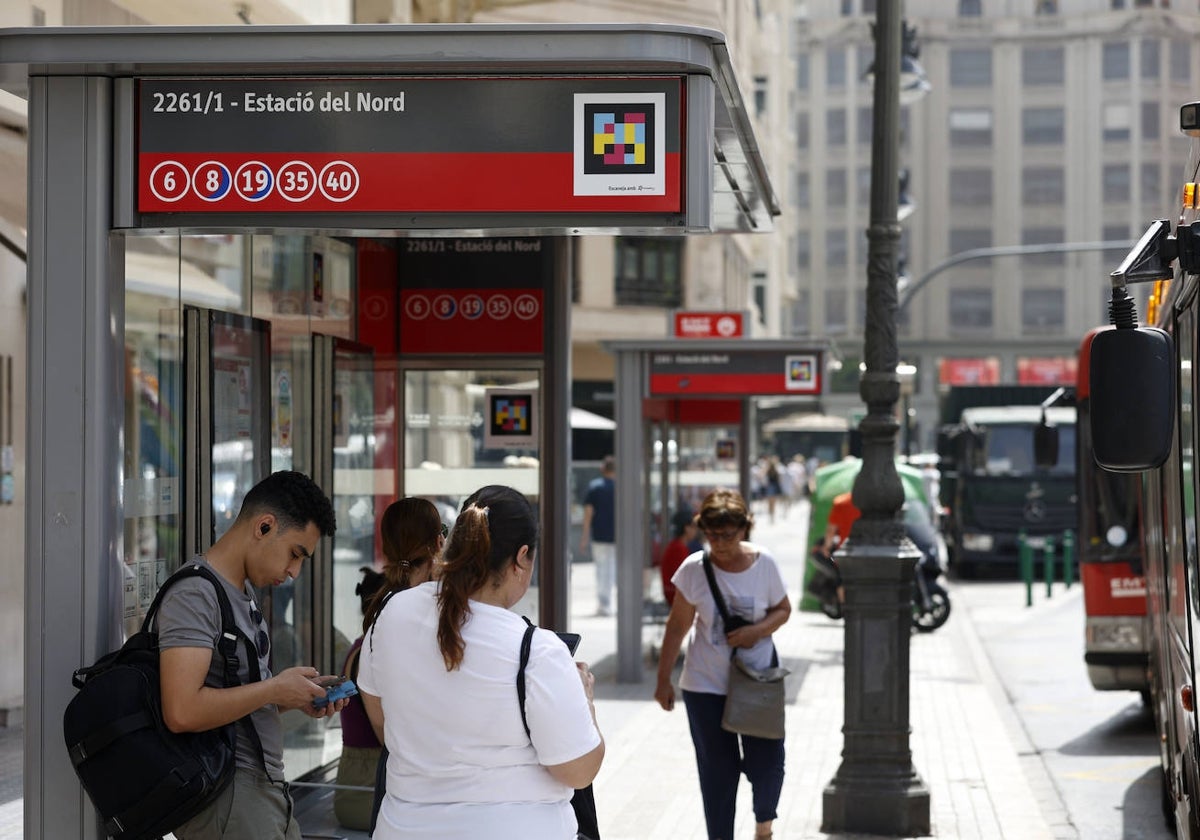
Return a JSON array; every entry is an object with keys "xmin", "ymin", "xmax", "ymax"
[{"xmin": 138, "ymin": 77, "xmax": 683, "ymax": 215}]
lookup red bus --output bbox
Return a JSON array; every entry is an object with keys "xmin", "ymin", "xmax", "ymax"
[
  {"xmin": 1076, "ymin": 328, "xmax": 1150, "ymax": 699},
  {"xmin": 1087, "ymin": 100, "xmax": 1200, "ymax": 834}
]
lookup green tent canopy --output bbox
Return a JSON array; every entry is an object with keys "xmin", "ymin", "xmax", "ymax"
[{"xmin": 798, "ymin": 456, "xmax": 929, "ymax": 612}]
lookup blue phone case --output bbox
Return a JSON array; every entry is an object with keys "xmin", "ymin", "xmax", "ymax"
[{"xmin": 313, "ymin": 678, "xmax": 358, "ymax": 707}]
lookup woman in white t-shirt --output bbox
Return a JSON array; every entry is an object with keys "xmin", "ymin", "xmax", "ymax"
[
  {"xmin": 358, "ymin": 485, "xmax": 604, "ymax": 840},
  {"xmin": 654, "ymin": 489, "xmax": 791, "ymax": 840}
]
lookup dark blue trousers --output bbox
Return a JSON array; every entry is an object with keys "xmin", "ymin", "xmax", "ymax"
[{"xmin": 682, "ymin": 689, "xmax": 785, "ymax": 840}]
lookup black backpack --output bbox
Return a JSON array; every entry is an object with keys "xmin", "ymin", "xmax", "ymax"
[{"xmin": 63, "ymin": 563, "xmax": 264, "ymax": 840}]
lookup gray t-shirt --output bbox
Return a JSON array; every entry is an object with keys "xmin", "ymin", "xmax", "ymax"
[{"xmin": 156, "ymin": 556, "xmax": 284, "ymax": 781}]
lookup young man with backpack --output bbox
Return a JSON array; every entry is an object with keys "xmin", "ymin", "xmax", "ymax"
[{"xmin": 157, "ymin": 470, "xmax": 343, "ymax": 839}]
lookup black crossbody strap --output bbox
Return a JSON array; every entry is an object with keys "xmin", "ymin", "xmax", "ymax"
[
  {"xmin": 701, "ymin": 552, "xmax": 733, "ymax": 625},
  {"xmin": 517, "ymin": 616, "xmax": 536, "ymax": 737}
]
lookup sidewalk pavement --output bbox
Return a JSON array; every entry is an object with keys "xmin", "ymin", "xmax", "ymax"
[
  {"xmin": 0, "ymin": 497, "xmax": 1064, "ymax": 839},
  {"xmin": 571, "ymin": 498, "xmax": 1063, "ymax": 840}
]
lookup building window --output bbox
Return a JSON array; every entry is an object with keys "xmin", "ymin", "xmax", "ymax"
[
  {"xmin": 797, "ymin": 112, "xmax": 810, "ymax": 150},
  {"xmin": 826, "ymin": 288, "xmax": 848, "ymax": 335},
  {"xmin": 790, "ymin": 290, "xmax": 811, "ymax": 336},
  {"xmin": 1171, "ymin": 40, "xmax": 1190, "ymax": 82},
  {"xmin": 827, "ymin": 169, "xmax": 848, "ymax": 207},
  {"xmin": 752, "ymin": 272, "xmax": 767, "ymax": 325},
  {"xmin": 949, "ymin": 228, "xmax": 993, "ymax": 265},
  {"xmin": 1022, "ymin": 107, "xmax": 1064, "ymax": 145},
  {"xmin": 1022, "ymin": 46, "xmax": 1064, "ymax": 85},
  {"xmin": 614, "ymin": 238, "xmax": 683, "ymax": 307},
  {"xmin": 1103, "ymin": 41, "xmax": 1131, "ymax": 80},
  {"xmin": 856, "ymin": 106, "xmax": 873, "ymax": 146},
  {"xmin": 795, "ymin": 171, "xmax": 810, "ymax": 209},
  {"xmin": 1022, "ymin": 288, "xmax": 1065, "ymax": 334},
  {"xmin": 796, "ymin": 53, "xmax": 809, "ymax": 90},
  {"xmin": 949, "ymin": 288, "xmax": 993, "ymax": 331},
  {"xmin": 1035, "ymin": 0, "xmax": 1058, "ymax": 14},
  {"xmin": 1142, "ymin": 162, "xmax": 1162, "ymax": 206},
  {"xmin": 1103, "ymin": 103, "xmax": 1131, "ymax": 142},
  {"xmin": 1141, "ymin": 39, "xmax": 1160, "ymax": 79},
  {"xmin": 855, "ymin": 230, "xmax": 869, "ymax": 266},
  {"xmin": 827, "ymin": 108, "xmax": 847, "ymax": 145},
  {"xmin": 949, "ymin": 168, "xmax": 993, "ymax": 206},
  {"xmin": 857, "ymin": 44, "xmax": 874, "ymax": 79},
  {"xmin": 1142, "ymin": 101, "xmax": 1161, "ymax": 140},
  {"xmin": 796, "ymin": 231, "xmax": 811, "ymax": 270},
  {"xmin": 949, "ymin": 48, "xmax": 992, "ymax": 87},
  {"xmin": 949, "ymin": 107, "xmax": 993, "ymax": 147},
  {"xmin": 1103, "ymin": 163, "xmax": 1131, "ymax": 202},
  {"xmin": 753, "ymin": 76, "xmax": 768, "ymax": 118},
  {"xmin": 959, "ymin": 0, "xmax": 982, "ymax": 15},
  {"xmin": 1022, "ymin": 227, "xmax": 1066, "ymax": 266},
  {"xmin": 856, "ymin": 166, "xmax": 871, "ymax": 205},
  {"xmin": 827, "ymin": 47, "xmax": 847, "ymax": 89},
  {"xmin": 827, "ymin": 229, "xmax": 848, "ymax": 267},
  {"xmin": 1022, "ymin": 166, "xmax": 1065, "ymax": 206},
  {"xmin": 1103, "ymin": 224, "xmax": 1130, "ymax": 243}
]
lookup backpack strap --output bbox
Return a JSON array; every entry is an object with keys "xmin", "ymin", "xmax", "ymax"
[
  {"xmin": 146, "ymin": 562, "xmax": 268, "ymax": 771},
  {"xmin": 516, "ymin": 616, "xmax": 536, "ymax": 737}
]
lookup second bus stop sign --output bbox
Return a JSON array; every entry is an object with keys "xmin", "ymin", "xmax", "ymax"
[{"xmin": 137, "ymin": 77, "xmax": 683, "ymax": 215}]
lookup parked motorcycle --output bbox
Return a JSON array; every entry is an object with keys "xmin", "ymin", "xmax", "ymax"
[{"xmin": 805, "ymin": 504, "xmax": 952, "ymax": 632}]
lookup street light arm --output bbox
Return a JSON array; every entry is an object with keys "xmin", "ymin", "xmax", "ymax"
[{"xmin": 896, "ymin": 240, "xmax": 1136, "ymax": 316}]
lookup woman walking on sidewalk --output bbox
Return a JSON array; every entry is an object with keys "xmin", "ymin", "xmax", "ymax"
[{"xmin": 653, "ymin": 489, "xmax": 791, "ymax": 840}]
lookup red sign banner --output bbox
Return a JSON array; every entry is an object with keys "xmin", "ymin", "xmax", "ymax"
[
  {"xmin": 673, "ymin": 311, "xmax": 745, "ymax": 339},
  {"xmin": 1017, "ymin": 357, "xmax": 1077, "ymax": 385},
  {"xmin": 938, "ymin": 357, "xmax": 1000, "ymax": 386}
]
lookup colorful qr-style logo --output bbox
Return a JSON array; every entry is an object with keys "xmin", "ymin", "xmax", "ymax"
[
  {"xmin": 583, "ymin": 104, "xmax": 656, "ymax": 175},
  {"xmin": 490, "ymin": 396, "xmax": 532, "ymax": 435},
  {"xmin": 573, "ymin": 92, "xmax": 666, "ymax": 197},
  {"xmin": 785, "ymin": 354, "xmax": 819, "ymax": 392}
]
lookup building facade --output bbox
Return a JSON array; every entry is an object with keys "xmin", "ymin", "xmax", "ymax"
[{"xmin": 795, "ymin": 0, "xmax": 1198, "ymax": 448}]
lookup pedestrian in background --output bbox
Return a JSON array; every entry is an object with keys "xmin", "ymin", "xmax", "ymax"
[
  {"xmin": 353, "ymin": 496, "xmax": 447, "ymax": 834},
  {"xmin": 333, "ymin": 567, "xmax": 387, "ymax": 832},
  {"xmin": 580, "ymin": 455, "xmax": 617, "ymax": 616},
  {"xmin": 654, "ymin": 488, "xmax": 791, "ymax": 840},
  {"xmin": 158, "ymin": 470, "xmax": 342, "ymax": 840},
  {"xmin": 358, "ymin": 485, "xmax": 604, "ymax": 839},
  {"xmin": 659, "ymin": 508, "xmax": 699, "ymax": 607}
]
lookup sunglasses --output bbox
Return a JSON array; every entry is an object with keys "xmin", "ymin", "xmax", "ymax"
[
  {"xmin": 703, "ymin": 527, "xmax": 745, "ymax": 543},
  {"xmin": 249, "ymin": 601, "xmax": 270, "ymax": 660}
]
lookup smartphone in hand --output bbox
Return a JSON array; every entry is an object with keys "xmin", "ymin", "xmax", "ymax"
[
  {"xmin": 313, "ymin": 677, "xmax": 359, "ymax": 708},
  {"xmin": 556, "ymin": 632, "xmax": 582, "ymax": 656}
]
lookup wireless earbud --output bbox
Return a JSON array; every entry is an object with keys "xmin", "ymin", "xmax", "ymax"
[{"xmin": 260, "ymin": 523, "xmax": 270, "ymax": 535}]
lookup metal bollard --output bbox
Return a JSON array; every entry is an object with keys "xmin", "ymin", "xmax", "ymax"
[
  {"xmin": 1019, "ymin": 530, "xmax": 1032, "ymax": 607},
  {"xmin": 1062, "ymin": 530, "xmax": 1074, "ymax": 589},
  {"xmin": 1044, "ymin": 536, "xmax": 1056, "ymax": 598}
]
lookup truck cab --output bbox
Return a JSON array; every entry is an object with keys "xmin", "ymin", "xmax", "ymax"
[{"xmin": 939, "ymin": 404, "xmax": 1077, "ymax": 576}]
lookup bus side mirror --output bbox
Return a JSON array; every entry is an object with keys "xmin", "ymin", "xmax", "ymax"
[
  {"xmin": 1034, "ymin": 420, "xmax": 1058, "ymax": 469},
  {"xmin": 1090, "ymin": 325, "xmax": 1175, "ymax": 472}
]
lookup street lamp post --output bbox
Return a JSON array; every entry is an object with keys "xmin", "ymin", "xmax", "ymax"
[{"xmin": 821, "ymin": 1, "xmax": 931, "ymax": 834}]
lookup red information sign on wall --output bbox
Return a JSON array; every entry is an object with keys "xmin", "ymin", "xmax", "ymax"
[
  {"xmin": 938, "ymin": 357, "xmax": 1000, "ymax": 386},
  {"xmin": 1016, "ymin": 357, "xmax": 1077, "ymax": 385},
  {"xmin": 672, "ymin": 311, "xmax": 744, "ymax": 339}
]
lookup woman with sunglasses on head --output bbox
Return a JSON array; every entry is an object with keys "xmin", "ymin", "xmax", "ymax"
[
  {"xmin": 357, "ymin": 485, "xmax": 604, "ymax": 840},
  {"xmin": 336, "ymin": 497, "xmax": 445, "ymax": 833},
  {"xmin": 654, "ymin": 488, "xmax": 791, "ymax": 840}
]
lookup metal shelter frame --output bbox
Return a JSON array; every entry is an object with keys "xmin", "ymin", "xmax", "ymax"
[{"xmin": 0, "ymin": 24, "xmax": 779, "ymax": 839}]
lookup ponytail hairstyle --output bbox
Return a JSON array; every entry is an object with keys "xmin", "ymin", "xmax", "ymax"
[
  {"xmin": 436, "ymin": 485, "xmax": 538, "ymax": 671},
  {"xmin": 363, "ymin": 497, "xmax": 444, "ymax": 635}
]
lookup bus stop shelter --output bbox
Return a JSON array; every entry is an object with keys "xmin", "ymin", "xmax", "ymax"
[
  {"xmin": 0, "ymin": 23, "xmax": 778, "ymax": 839},
  {"xmin": 606, "ymin": 339, "xmax": 825, "ymax": 681}
]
